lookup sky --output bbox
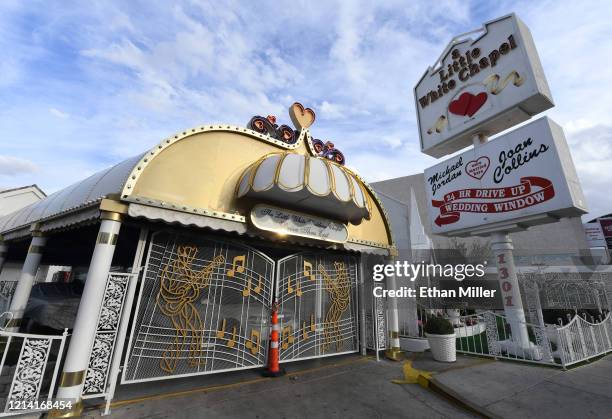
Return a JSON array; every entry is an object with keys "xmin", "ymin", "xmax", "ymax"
[{"xmin": 1, "ymin": 0, "xmax": 611, "ymax": 220}]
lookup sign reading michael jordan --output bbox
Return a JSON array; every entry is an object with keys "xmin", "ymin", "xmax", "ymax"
[
  {"xmin": 424, "ymin": 117, "xmax": 587, "ymax": 236},
  {"xmin": 415, "ymin": 14, "xmax": 554, "ymax": 157}
]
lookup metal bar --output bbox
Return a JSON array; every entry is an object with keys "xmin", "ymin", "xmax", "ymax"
[{"xmin": 103, "ymin": 229, "xmax": 149, "ymax": 414}]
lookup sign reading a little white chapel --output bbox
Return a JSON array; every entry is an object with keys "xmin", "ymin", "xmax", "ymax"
[{"xmin": 415, "ymin": 13, "xmax": 554, "ymax": 157}]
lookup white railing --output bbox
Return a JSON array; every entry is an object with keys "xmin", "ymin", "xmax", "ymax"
[
  {"xmin": 0, "ymin": 329, "xmax": 68, "ymax": 417},
  {"xmin": 401, "ymin": 307, "xmax": 612, "ymax": 368},
  {"xmin": 446, "ymin": 311, "xmax": 557, "ymax": 365},
  {"xmin": 555, "ymin": 313, "xmax": 612, "ymax": 367}
]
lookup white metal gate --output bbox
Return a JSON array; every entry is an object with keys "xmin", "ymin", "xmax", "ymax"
[
  {"xmin": 0, "ymin": 329, "xmax": 67, "ymax": 416},
  {"xmin": 122, "ymin": 232, "xmax": 274, "ymax": 383},
  {"xmin": 277, "ymin": 253, "xmax": 359, "ymax": 362}
]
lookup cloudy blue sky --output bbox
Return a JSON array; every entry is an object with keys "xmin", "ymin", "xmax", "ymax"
[{"xmin": 1, "ymin": 0, "xmax": 611, "ymax": 219}]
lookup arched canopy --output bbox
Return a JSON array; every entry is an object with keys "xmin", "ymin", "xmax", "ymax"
[{"xmin": 0, "ymin": 122, "xmax": 395, "ymax": 254}]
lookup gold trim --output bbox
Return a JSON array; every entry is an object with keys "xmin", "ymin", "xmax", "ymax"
[
  {"xmin": 121, "ymin": 125, "xmax": 303, "ymax": 200},
  {"xmin": 48, "ymin": 400, "xmax": 83, "ymax": 418},
  {"xmin": 100, "ymin": 198, "xmax": 129, "ymax": 214},
  {"xmin": 346, "ymin": 238, "xmax": 391, "ymax": 249},
  {"xmin": 250, "ymin": 154, "xmax": 282, "ymax": 193},
  {"xmin": 28, "ymin": 245, "xmax": 44, "ymax": 254},
  {"xmin": 273, "ymin": 152, "xmax": 288, "ymax": 184},
  {"xmin": 59, "ymin": 370, "xmax": 86, "ymax": 388},
  {"xmin": 390, "ymin": 331, "xmax": 399, "ymax": 339},
  {"xmin": 97, "ymin": 232, "xmax": 119, "ymax": 245},
  {"xmin": 384, "ymin": 347, "xmax": 404, "ymax": 361},
  {"xmin": 100, "ymin": 211, "xmax": 123, "ymax": 222}
]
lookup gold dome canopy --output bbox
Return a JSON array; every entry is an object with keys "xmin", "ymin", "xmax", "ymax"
[{"xmin": 236, "ymin": 152, "xmax": 371, "ymax": 225}]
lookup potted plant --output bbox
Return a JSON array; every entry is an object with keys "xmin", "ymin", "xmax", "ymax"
[{"xmin": 425, "ymin": 316, "xmax": 456, "ymax": 362}]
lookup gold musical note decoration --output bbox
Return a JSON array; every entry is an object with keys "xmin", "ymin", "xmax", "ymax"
[
  {"xmin": 303, "ymin": 260, "xmax": 315, "ymax": 281},
  {"xmin": 319, "ymin": 262, "xmax": 351, "ymax": 353},
  {"xmin": 227, "ymin": 326, "xmax": 237, "ymax": 348},
  {"xmin": 216, "ymin": 318, "xmax": 237, "ymax": 348},
  {"xmin": 227, "ymin": 255, "xmax": 245, "ymax": 277},
  {"xmin": 302, "ymin": 321, "xmax": 309, "ymax": 340},
  {"xmin": 243, "ymin": 278, "xmax": 252, "ymax": 297},
  {"xmin": 287, "ymin": 274, "xmax": 294, "ymax": 294},
  {"xmin": 242, "ymin": 275, "xmax": 264, "ymax": 297},
  {"xmin": 245, "ymin": 329, "xmax": 260, "ymax": 355},
  {"xmin": 216, "ymin": 318, "xmax": 227, "ymax": 338},
  {"xmin": 310, "ymin": 313, "xmax": 316, "ymax": 332},
  {"xmin": 156, "ymin": 245, "xmax": 225, "ymax": 373},
  {"xmin": 254, "ymin": 275, "xmax": 263, "ymax": 294},
  {"xmin": 281, "ymin": 325, "xmax": 295, "ymax": 350},
  {"xmin": 287, "ymin": 274, "xmax": 303, "ymax": 297}
]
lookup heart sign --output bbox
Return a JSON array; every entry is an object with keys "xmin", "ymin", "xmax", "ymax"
[
  {"xmin": 466, "ymin": 156, "xmax": 490, "ymax": 180},
  {"xmin": 448, "ymin": 92, "xmax": 488, "ymax": 118},
  {"xmin": 289, "ymin": 102, "xmax": 316, "ymax": 130}
]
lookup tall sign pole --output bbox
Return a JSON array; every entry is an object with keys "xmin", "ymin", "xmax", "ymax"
[{"xmin": 470, "ymin": 132, "xmax": 530, "ymax": 347}]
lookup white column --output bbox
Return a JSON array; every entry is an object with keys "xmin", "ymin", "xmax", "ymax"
[
  {"xmin": 385, "ymin": 264, "xmax": 402, "ymax": 360},
  {"xmin": 6, "ymin": 233, "xmax": 46, "ymax": 331},
  {"xmin": 491, "ymin": 232, "xmax": 530, "ymax": 347},
  {"xmin": 51, "ymin": 213, "xmax": 121, "ymax": 418}
]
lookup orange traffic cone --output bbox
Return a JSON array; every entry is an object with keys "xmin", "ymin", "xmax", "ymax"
[{"xmin": 263, "ymin": 302, "xmax": 285, "ymax": 377}]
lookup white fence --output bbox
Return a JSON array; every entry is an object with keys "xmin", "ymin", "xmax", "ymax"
[
  {"xmin": 402, "ymin": 309, "xmax": 612, "ymax": 368},
  {"xmin": 0, "ymin": 329, "xmax": 68, "ymax": 416},
  {"xmin": 555, "ymin": 313, "xmax": 612, "ymax": 367}
]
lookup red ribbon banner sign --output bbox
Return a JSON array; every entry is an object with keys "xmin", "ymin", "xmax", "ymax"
[{"xmin": 431, "ymin": 176, "xmax": 555, "ymax": 226}]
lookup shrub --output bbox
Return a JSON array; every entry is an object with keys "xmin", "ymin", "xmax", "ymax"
[{"xmin": 424, "ymin": 316, "xmax": 454, "ymax": 335}]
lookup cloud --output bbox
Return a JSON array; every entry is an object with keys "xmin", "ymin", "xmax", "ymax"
[
  {"xmin": 0, "ymin": 156, "xmax": 39, "ymax": 176},
  {"xmin": 49, "ymin": 108, "xmax": 69, "ymax": 119},
  {"xmin": 0, "ymin": 0, "xmax": 610, "ymax": 222}
]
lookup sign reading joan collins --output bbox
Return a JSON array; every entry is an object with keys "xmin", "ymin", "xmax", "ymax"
[
  {"xmin": 424, "ymin": 117, "xmax": 587, "ymax": 236},
  {"xmin": 415, "ymin": 14, "xmax": 554, "ymax": 158}
]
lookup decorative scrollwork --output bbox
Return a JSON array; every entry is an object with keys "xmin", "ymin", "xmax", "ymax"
[
  {"xmin": 483, "ymin": 312, "xmax": 500, "ymax": 356},
  {"xmin": 83, "ymin": 273, "xmax": 131, "ymax": 396},
  {"xmin": 247, "ymin": 115, "xmax": 296, "ymax": 144},
  {"xmin": 98, "ymin": 274, "xmax": 129, "ymax": 331},
  {"xmin": 83, "ymin": 333, "xmax": 114, "ymax": 394},
  {"xmin": 319, "ymin": 262, "xmax": 351, "ymax": 352},
  {"xmin": 156, "ymin": 246, "xmax": 225, "ymax": 373},
  {"xmin": 7, "ymin": 338, "xmax": 51, "ymax": 403},
  {"xmin": 375, "ymin": 296, "xmax": 386, "ymax": 349},
  {"xmin": 311, "ymin": 139, "xmax": 345, "ymax": 165}
]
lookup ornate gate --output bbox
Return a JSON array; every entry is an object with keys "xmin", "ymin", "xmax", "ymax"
[
  {"xmin": 122, "ymin": 232, "xmax": 274, "ymax": 383},
  {"xmin": 276, "ymin": 253, "xmax": 359, "ymax": 362}
]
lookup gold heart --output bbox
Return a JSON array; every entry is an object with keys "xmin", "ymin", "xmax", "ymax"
[{"xmin": 289, "ymin": 102, "xmax": 316, "ymax": 130}]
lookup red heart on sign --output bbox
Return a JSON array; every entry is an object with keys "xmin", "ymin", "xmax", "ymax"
[
  {"xmin": 448, "ymin": 92, "xmax": 488, "ymax": 117},
  {"xmin": 466, "ymin": 156, "xmax": 490, "ymax": 180},
  {"xmin": 466, "ymin": 92, "xmax": 487, "ymax": 117}
]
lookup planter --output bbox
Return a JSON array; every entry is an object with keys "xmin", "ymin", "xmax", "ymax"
[{"xmin": 426, "ymin": 332, "xmax": 456, "ymax": 362}]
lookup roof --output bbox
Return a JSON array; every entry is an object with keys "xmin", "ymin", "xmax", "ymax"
[
  {"xmin": 0, "ymin": 184, "xmax": 46, "ymax": 197},
  {"xmin": 0, "ymin": 116, "xmax": 395, "ymax": 253},
  {"xmin": 0, "ymin": 154, "xmax": 143, "ymax": 235}
]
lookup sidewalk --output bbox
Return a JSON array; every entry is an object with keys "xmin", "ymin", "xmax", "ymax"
[
  {"xmin": 411, "ymin": 352, "xmax": 612, "ymax": 418},
  {"xmin": 86, "ymin": 355, "xmax": 476, "ymax": 418}
]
